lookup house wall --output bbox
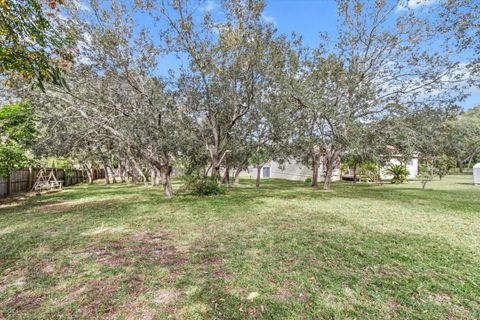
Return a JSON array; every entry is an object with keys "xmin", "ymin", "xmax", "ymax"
[
  {"xmin": 473, "ymin": 163, "xmax": 480, "ymax": 185},
  {"xmin": 380, "ymin": 158, "xmax": 419, "ymax": 179},
  {"xmin": 241, "ymin": 156, "xmax": 419, "ymax": 182},
  {"xmin": 244, "ymin": 160, "xmax": 341, "ymax": 182}
]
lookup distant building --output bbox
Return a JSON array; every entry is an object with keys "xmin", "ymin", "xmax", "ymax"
[
  {"xmin": 474, "ymin": 163, "xmax": 480, "ymax": 185},
  {"xmin": 382, "ymin": 157, "xmax": 419, "ymax": 179},
  {"xmin": 243, "ymin": 156, "xmax": 418, "ymax": 182},
  {"xmin": 244, "ymin": 159, "xmax": 341, "ymax": 182}
]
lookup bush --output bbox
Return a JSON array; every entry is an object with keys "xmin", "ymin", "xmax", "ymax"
[
  {"xmin": 191, "ymin": 179, "xmax": 226, "ymax": 196},
  {"xmin": 434, "ymin": 155, "xmax": 456, "ymax": 180},
  {"xmin": 304, "ymin": 177, "xmax": 312, "ymax": 184},
  {"xmin": 387, "ymin": 164, "xmax": 408, "ymax": 184}
]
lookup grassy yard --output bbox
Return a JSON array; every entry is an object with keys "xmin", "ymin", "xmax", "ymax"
[{"xmin": 0, "ymin": 175, "xmax": 479, "ymax": 319}]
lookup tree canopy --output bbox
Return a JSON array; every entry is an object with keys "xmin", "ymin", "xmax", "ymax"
[
  {"xmin": 3, "ymin": 0, "xmax": 479, "ymax": 195},
  {"xmin": 0, "ymin": 0, "xmax": 73, "ymax": 89}
]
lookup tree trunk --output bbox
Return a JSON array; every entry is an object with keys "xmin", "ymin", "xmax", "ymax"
[
  {"xmin": 133, "ymin": 160, "xmax": 148, "ymax": 186},
  {"xmin": 151, "ymin": 167, "xmax": 160, "ymax": 186},
  {"xmin": 222, "ymin": 166, "xmax": 230, "ymax": 185},
  {"xmin": 211, "ymin": 164, "xmax": 221, "ymax": 180},
  {"xmin": 256, "ymin": 164, "xmax": 262, "ymax": 188},
  {"xmin": 124, "ymin": 159, "xmax": 133, "ymax": 183},
  {"xmin": 119, "ymin": 164, "xmax": 126, "ymax": 183},
  {"xmin": 150, "ymin": 168, "xmax": 155, "ymax": 186},
  {"xmin": 311, "ymin": 155, "xmax": 319, "ymax": 187},
  {"xmin": 159, "ymin": 164, "xmax": 173, "ymax": 198},
  {"xmin": 233, "ymin": 167, "xmax": 243, "ymax": 184},
  {"xmin": 458, "ymin": 158, "xmax": 464, "ymax": 173},
  {"xmin": 322, "ymin": 149, "xmax": 338, "ymax": 191},
  {"xmin": 85, "ymin": 167, "xmax": 93, "ymax": 184},
  {"xmin": 108, "ymin": 166, "xmax": 117, "ymax": 183},
  {"xmin": 352, "ymin": 163, "xmax": 357, "ymax": 183},
  {"xmin": 102, "ymin": 161, "xmax": 110, "ymax": 184},
  {"xmin": 27, "ymin": 167, "xmax": 33, "ymax": 190}
]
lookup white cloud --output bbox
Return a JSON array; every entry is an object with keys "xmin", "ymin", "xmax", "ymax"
[
  {"xmin": 78, "ymin": 2, "xmax": 91, "ymax": 11},
  {"xmin": 199, "ymin": 0, "xmax": 218, "ymax": 13},
  {"xmin": 71, "ymin": 0, "xmax": 91, "ymax": 11},
  {"xmin": 262, "ymin": 14, "xmax": 277, "ymax": 26},
  {"xmin": 396, "ymin": 0, "xmax": 440, "ymax": 12}
]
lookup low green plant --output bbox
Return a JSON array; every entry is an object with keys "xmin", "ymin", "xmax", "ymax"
[
  {"xmin": 191, "ymin": 178, "xmax": 226, "ymax": 196},
  {"xmin": 435, "ymin": 155, "xmax": 456, "ymax": 180},
  {"xmin": 305, "ymin": 177, "xmax": 312, "ymax": 184},
  {"xmin": 387, "ymin": 164, "xmax": 409, "ymax": 184},
  {"xmin": 359, "ymin": 160, "xmax": 379, "ymax": 183}
]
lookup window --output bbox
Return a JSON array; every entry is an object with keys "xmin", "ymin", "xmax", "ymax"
[{"xmin": 262, "ymin": 166, "xmax": 270, "ymax": 178}]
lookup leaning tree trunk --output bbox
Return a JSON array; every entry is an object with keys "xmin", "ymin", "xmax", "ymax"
[
  {"xmin": 133, "ymin": 160, "xmax": 148, "ymax": 186},
  {"xmin": 233, "ymin": 167, "xmax": 243, "ymax": 184},
  {"xmin": 467, "ymin": 157, "xmax": 473, "ymax": 169}
]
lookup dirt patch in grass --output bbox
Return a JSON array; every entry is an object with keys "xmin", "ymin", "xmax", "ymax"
[
  {"xmin": 53, "ymin": 285, "xmax": 87, "ymax": 307},
  {"xmin": 154, "ymin": 288, "xmax": 181, "ymax": 305},
  {"xmin": 2, "ymin": 290, "xmax": 46, "ymax": 315},
  {"xmin": 39, "ymin": 199, "xmax": 120, "ymax": 214},
  {"xmin": 275, "ymin": 287, "xmax": 293, "ymax": 301},
  {"xmin": 72, "ymin": 231, "xmax": 188, "ymax": 268},
  {"xmin": 431, "ymin": 293, "xmax": 451, "ymax": 304},
  {"xmin": 0, "ymin": 194, "xmax": 32, "ymax": 207},
  {"xmin": 75, "ymin": 278, "xmax": 121, "ymax": 318}
]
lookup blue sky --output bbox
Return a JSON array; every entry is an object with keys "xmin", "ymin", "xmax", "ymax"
[
  {"xmin": 162, "ymin": 0, "xmax": 478, "ymax": 110},
  {"xmin": 260, "ymin": 0, "xmax": 479, "ymax": 110},
  {"xmin": 84, "ymin": 0, "xmax": 479, "ymax": 110}
]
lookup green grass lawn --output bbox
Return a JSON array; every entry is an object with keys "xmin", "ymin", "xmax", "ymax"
[{"xmin": 0, "ymin": 175, "xmax": 479, "ymax": 319}]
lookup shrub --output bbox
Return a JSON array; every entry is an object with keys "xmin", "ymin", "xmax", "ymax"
[
  {"xmin": 304, "ymin": 177, "xmax": 312, "ymax": 184},
  {"xmin": 360, "ymin": 160, "xmax": 379, "ymax": 183},
  {"xmin": 387, "ymin": 164, "xmax": 409, "ymax": 184},
  {"xmin": 191, "ymin": 179, "xmax": 226, "ymax": 196},
  {"xmin": 434, "ymin": 155, "xmax": 456, "ymax": 180}
]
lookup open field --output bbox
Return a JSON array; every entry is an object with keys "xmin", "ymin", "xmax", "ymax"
[{"xmin": 0, "ymin": 175, "xmax": 479, "ymax": 319}]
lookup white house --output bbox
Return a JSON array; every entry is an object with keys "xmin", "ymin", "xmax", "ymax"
[
  {"xmin": 381, "ymin": 157, "xmax": 419, "ymax": 179},
  {"xmin": 243, "ymin": 156, "xmax": 418, "ymax": 182},
  {"xmin": 245, "ymin": 160, "xmax": 341, "ymax": 182}
]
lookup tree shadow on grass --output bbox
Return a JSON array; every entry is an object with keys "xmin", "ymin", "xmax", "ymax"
[{"xmin": 1, "ymin": 179, "xmax": 479, "ymax": 318}]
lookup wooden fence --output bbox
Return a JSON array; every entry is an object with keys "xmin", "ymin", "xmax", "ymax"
[{"xmin": 0, "ymin": 168, "xmax": 105, "ymax": 198}]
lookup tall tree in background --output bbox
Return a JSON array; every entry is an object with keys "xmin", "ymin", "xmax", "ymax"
[
  {"xmin": 16, "ymin": 0, "xmax": 191, "ymax": 197},
  {"xmin": 163, "ymin": 0, "xmax": 280, "ymax": 179},
  {"xmin": 451, "ymin": 106, "xmax": 480, "ymax": 170},
  {"xmin": 283, "ymin": 0, "xmax": 473, "ymax": 190}
]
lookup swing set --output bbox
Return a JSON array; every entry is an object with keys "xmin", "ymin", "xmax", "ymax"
[{"xmin": 32, "ymin": 169, "xmax": 64, "ymax": 192}]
